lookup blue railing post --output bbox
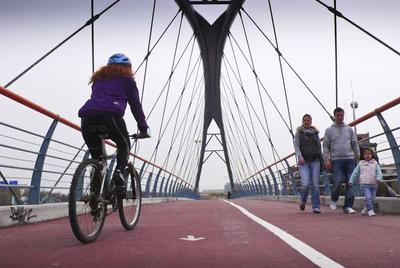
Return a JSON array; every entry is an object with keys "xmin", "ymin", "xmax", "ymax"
[
  {"xmin": 164, "ymin": 175, "xmax": 172, "ymax": 196},
  {"xmin": 173, "ymin": 181, "xmax": 180, "ymax": 196},
  {"xmin": 285, "ymin": 160, "xmax": 299, "ymax": 195},
  {"xmin": 264, "ymin": 174, "xmax": 273, "ymax": 195},
  {"xmin": 169, "ymin": 179, "xmax": 176, "ymax": 196},
  {"xmin": 278, "ymin": 170, "xmax": 288, "ymax": 195},
  {"xmin": 259, "ymin": 174, "xmax": 267, "ymax": 195},
  {"xmin": 249, "ymin": 180, "xmax": 256, "ymax": 196},
  {"xmin": 159, "ymin": 176, "xmax": 165, "ymax": 197},
  {"xmin": 251, "ymin": 177, "xmax": 258, "ymax": 195},
  {"xmin": 144, "ymin": 172, "xmax": 153, "ymax": 197},
  {"xmin": 139, "ymin": 162, "xmax": 146, "ymax": 178},
  {"xmin": 151, "ymin": 169, "xmax": 162, "ymax": 197},
  {"xmin": 29, "ymin": 118, "xmax": 58, "ymax": 204},
  {"xmin": 268, "ymin": 167, "xmax": 280, "ymax": 195},
  {"xmin": 171, "ymin": 180, "xmax": 178, "ymax": 196},
  {"xmin": 376, "ymin": 112, "xmax": 400, "ymax": 188}
]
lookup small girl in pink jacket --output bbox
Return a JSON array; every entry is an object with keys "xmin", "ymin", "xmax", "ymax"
[{"xmin": 349, "ymin": 147, "xmax": 383, "ymax": 216}]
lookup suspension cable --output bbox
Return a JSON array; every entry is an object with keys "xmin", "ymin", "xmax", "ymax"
[
  {"xmin": 333, "ymin": 0, "xmax": 338, "ymax": 107},
  {"xmin": 162, "ymin": 45, "xmax": 200, "ymax": 170},
  {"xmin": 265, "ymin": 2, "xmax": 294, "ymax": 133},
  {"xmin": 4, "ymin": 0, "xmax": 121, "ymax": 88},
  {"xmin": 153, "ymin": 12, "xmax": 184, "ymax": 166},
  {"xmin": 314, "ymin": 0, "xmax": 400, "ymax": 57},
  {"xmin": 149, "ymin": 54, "xmax": 202, "ymax": 166},
  {"xmin": 91, "ymin": 0, "xmax": 95, "ymax": 74},
  {"xmin": 240, "ymin": 8, "xmax": 333, "ymax": 120},
  {"xmin": 144, "ymin": 34, "xmax": 195, "ymax": 120},
  {"xmin": 222, "ymin": 55, "xmax": 288, "ymax": 173},
  {"xmin": 140, "ymin": 0, "xmax": 157, "ymax": 103},
  {"xmin": 134, "ymin": 10, "xmax": 182, "ymax": 75},
  {"xmin": 176, "ymin": 97, "xmax": 204, "ymax": 178},
  {"xmin": 220, "ymin": 78, "xmax": 259, "ymax": 174},
  {"xmin": 228, "ymin": 37, "xmax": 280, "ymax": 169},
  {"xmin": 220, "ymin": 89, "xmax": 253, "ymax": 177},
  {"xmin": 171, "ymin": 79, "xmax": 204, "ymax": 174},
  {"xmin": 228, "ymin": 33, "xmax": 293, "ymax": 134}
]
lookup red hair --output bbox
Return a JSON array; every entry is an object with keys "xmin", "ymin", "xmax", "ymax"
[{"xmin": 90, "ymin": 64, "xmax": 133, "ymax": 84}]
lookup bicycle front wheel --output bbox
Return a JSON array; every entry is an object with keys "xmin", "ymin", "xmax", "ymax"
[
  {"xmin": 69, "ymin": 159, "xmax": 106, "ymax": 243},
  {"xmin": 118, "ymin": 163, "xmax": 142, "ymax": 230}
]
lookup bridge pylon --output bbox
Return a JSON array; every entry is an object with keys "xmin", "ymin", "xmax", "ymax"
[{"xmin": 175, "ymin": 0, "xmax": 246, "ymax": 191}]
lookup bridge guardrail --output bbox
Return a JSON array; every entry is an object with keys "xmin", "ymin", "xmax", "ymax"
[
  {"xmin": 233, "ymin": 97, "xmax": 400, "ymax": 199},
  {"xmin": 0, "ymin": 86, "xmax": 198, "ymax": 205}
]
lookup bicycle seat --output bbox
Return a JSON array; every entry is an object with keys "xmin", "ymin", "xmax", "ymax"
[{"xmin": 88, "ymin": 125, "xmax": 109, "ymax": 139}]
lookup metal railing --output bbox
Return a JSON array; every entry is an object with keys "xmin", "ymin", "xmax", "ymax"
[
  {"xmin": 0, "ymin": 86, "xmax": 198, "ymax": 205},
  {"xmin": 233, "ymin": 97, "xmax": 400, "ymax": 199}
]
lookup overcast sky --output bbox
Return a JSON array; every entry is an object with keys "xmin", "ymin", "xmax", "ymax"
[{"xmin": 1, "ymin": 0, "xmax": 400, "ymax": 191}]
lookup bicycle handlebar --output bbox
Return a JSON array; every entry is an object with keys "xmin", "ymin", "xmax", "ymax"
[{"xmin": 130, "ymin": 133, "xmax": 151, "ymax": 140}]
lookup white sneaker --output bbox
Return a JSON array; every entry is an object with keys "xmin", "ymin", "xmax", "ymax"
[
  {"xmin": 344, "ymin": 207, "xmax": 356, "ymax": 214},
  {"xmin": 368, "ymin": 210, "xmax": 376, "ymax": 216},
  {"xmin": 361, "ymin": 207, "xmax": 368, "ymax": 215},
  {"xmin": 330, "ymin": 201, "xmax": 337, "ymax": 210}
]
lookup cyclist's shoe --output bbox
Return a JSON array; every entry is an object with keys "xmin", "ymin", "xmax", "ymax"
[{"xmin": 112, "ymin": 169, "xmax": 126, "ymax": 200}]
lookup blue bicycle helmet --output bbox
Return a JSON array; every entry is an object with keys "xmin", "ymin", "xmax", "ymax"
[{"xmin": 107, "ymin": 53, "xmax": 132, "ymax": 66}]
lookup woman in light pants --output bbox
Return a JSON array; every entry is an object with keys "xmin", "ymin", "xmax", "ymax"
[{"xmin": 294, "ymin": 114, "xmax": 323, "ymax": 213}]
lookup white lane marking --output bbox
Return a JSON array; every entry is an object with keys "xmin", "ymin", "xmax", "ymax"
[
  {"xmin": 180, "ymin": 235, "xmax": 206, "ymax": 241},
  {"xmin": 223, "ymin": 200, "xmax": 344, "ymax": 268}
]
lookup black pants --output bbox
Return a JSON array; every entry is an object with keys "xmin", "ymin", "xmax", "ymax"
[{"xmin": 81, "ymin": 115, "xmax": 130, "ymax": 171}]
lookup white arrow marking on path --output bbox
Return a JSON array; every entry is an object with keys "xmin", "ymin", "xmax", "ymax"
[{"xmin": 180, "ymin": 235, "xmax": 206, "ymax": 241}]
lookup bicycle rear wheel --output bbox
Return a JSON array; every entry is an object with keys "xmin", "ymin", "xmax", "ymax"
[
  {"xmin": 118, "ymin": 163, "xmax": 142, "ymax": 230},
  {"xmin": 69, "ymin": 159, "xmax": 107, "ymax": 243}
]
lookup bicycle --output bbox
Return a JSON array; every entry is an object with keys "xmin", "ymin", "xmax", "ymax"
[{"xmin": 68, "ymin": 125, "xmax": 148, "ymax": 243}]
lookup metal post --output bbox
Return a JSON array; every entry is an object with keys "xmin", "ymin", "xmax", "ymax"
[
  {"xmin": 259, "ymin": 174, "xmax": 267, "ymax": 195},
  {"xmin": 350, "ymin": 101, "xmax": 358, "ymax": 137},
  {"xmin": 168, "ymin": 179, "xmax": 175, "ymax": 196},
  {"xmin": 139, "ymin": 162, "xmax": 146, "ymax": 178},
  {"xmin": 164, "ymin": 175, "xmax": 172, "ymax": 197},
  {"xmin": 268, "ymin": 167, "xmax": 280, "ymax": 195},
  {"xmin": 29, "ymin": 118, "xmax": 58, "ymax": 204},
  {"xmin": 175, "ymin": 0, "xmax": 246, "ymax": 192},
  {"xmin": 251, "ymin": 180, "xmax": 257, "ymax": 196},
  {"xmin": 171, "ymin": 180, "xmax": 178, "ymax": 196},
  {"xmin": 159, "ymin": 176, "xmax": 165, "ymax": 197},
  {"xmin": 144, "ymin": 172, "xmax": 153, "ymax": 198},
  {"xmin": 278, "ymin": 170, "xmax": 288, "ymax": 195},
  {"xmin": 376, "ymin": 112, "xmax": 400, "ymax": 188},
  {"xmin": 151, "ymin": 169, "xmax": 162, "ymax": 197},
  {"xmin": 284, "ymin": 159, "xmax": 298, "ymax": 195},
  {"xmin": 264, "ymin": 174, "xmax": 273, "ymax": 195}
]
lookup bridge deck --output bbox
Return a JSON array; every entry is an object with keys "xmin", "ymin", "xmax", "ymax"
[{"xmin": 0, "ymin": 199, "xmax": 399, "ymax": 267}]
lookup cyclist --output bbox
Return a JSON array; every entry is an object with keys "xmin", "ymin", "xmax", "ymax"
[{"xmin": 78, "ymin": 53, "xmax": 150, "ymax": 199}]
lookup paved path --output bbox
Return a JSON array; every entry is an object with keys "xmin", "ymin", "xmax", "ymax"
[{"xmin": 0, "ymin": 199, "xmax": 399, "ymax": 267}]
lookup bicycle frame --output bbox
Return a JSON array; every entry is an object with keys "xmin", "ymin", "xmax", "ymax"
[{"xmin": 97, "ymin": 134, "xmax": 117, "ymax": 203}]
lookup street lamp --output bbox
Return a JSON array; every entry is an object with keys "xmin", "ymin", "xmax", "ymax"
[{"xmin": 350, "ymin": 101, "xmax": 358, "ymax": 138}]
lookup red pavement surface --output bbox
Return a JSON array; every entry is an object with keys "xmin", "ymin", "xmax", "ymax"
[{"xmin": 0, "ymin": 199, "xmax": 399, "ymax": 268}]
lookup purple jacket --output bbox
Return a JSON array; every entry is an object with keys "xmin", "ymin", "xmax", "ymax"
[{"xmin": 78, "ymin": 76, "xmax": 149, "ymax": 133}]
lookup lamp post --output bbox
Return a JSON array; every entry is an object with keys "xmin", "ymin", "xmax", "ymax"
[{"xmin": 350, "ymin": 101, "xmax": 358, "ymax": 138}]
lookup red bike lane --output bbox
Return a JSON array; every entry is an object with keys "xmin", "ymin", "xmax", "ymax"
[
  {"xmin": 1, "ymin": 199, "xmax": 317, "ymax": 268},
  {"xmin": 232, "ymin": 198, "xmax": 400, "ymax": 268},
  {"xmin": 1, "ymin": 199, "xmax": 398, "ymax": 267}
]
